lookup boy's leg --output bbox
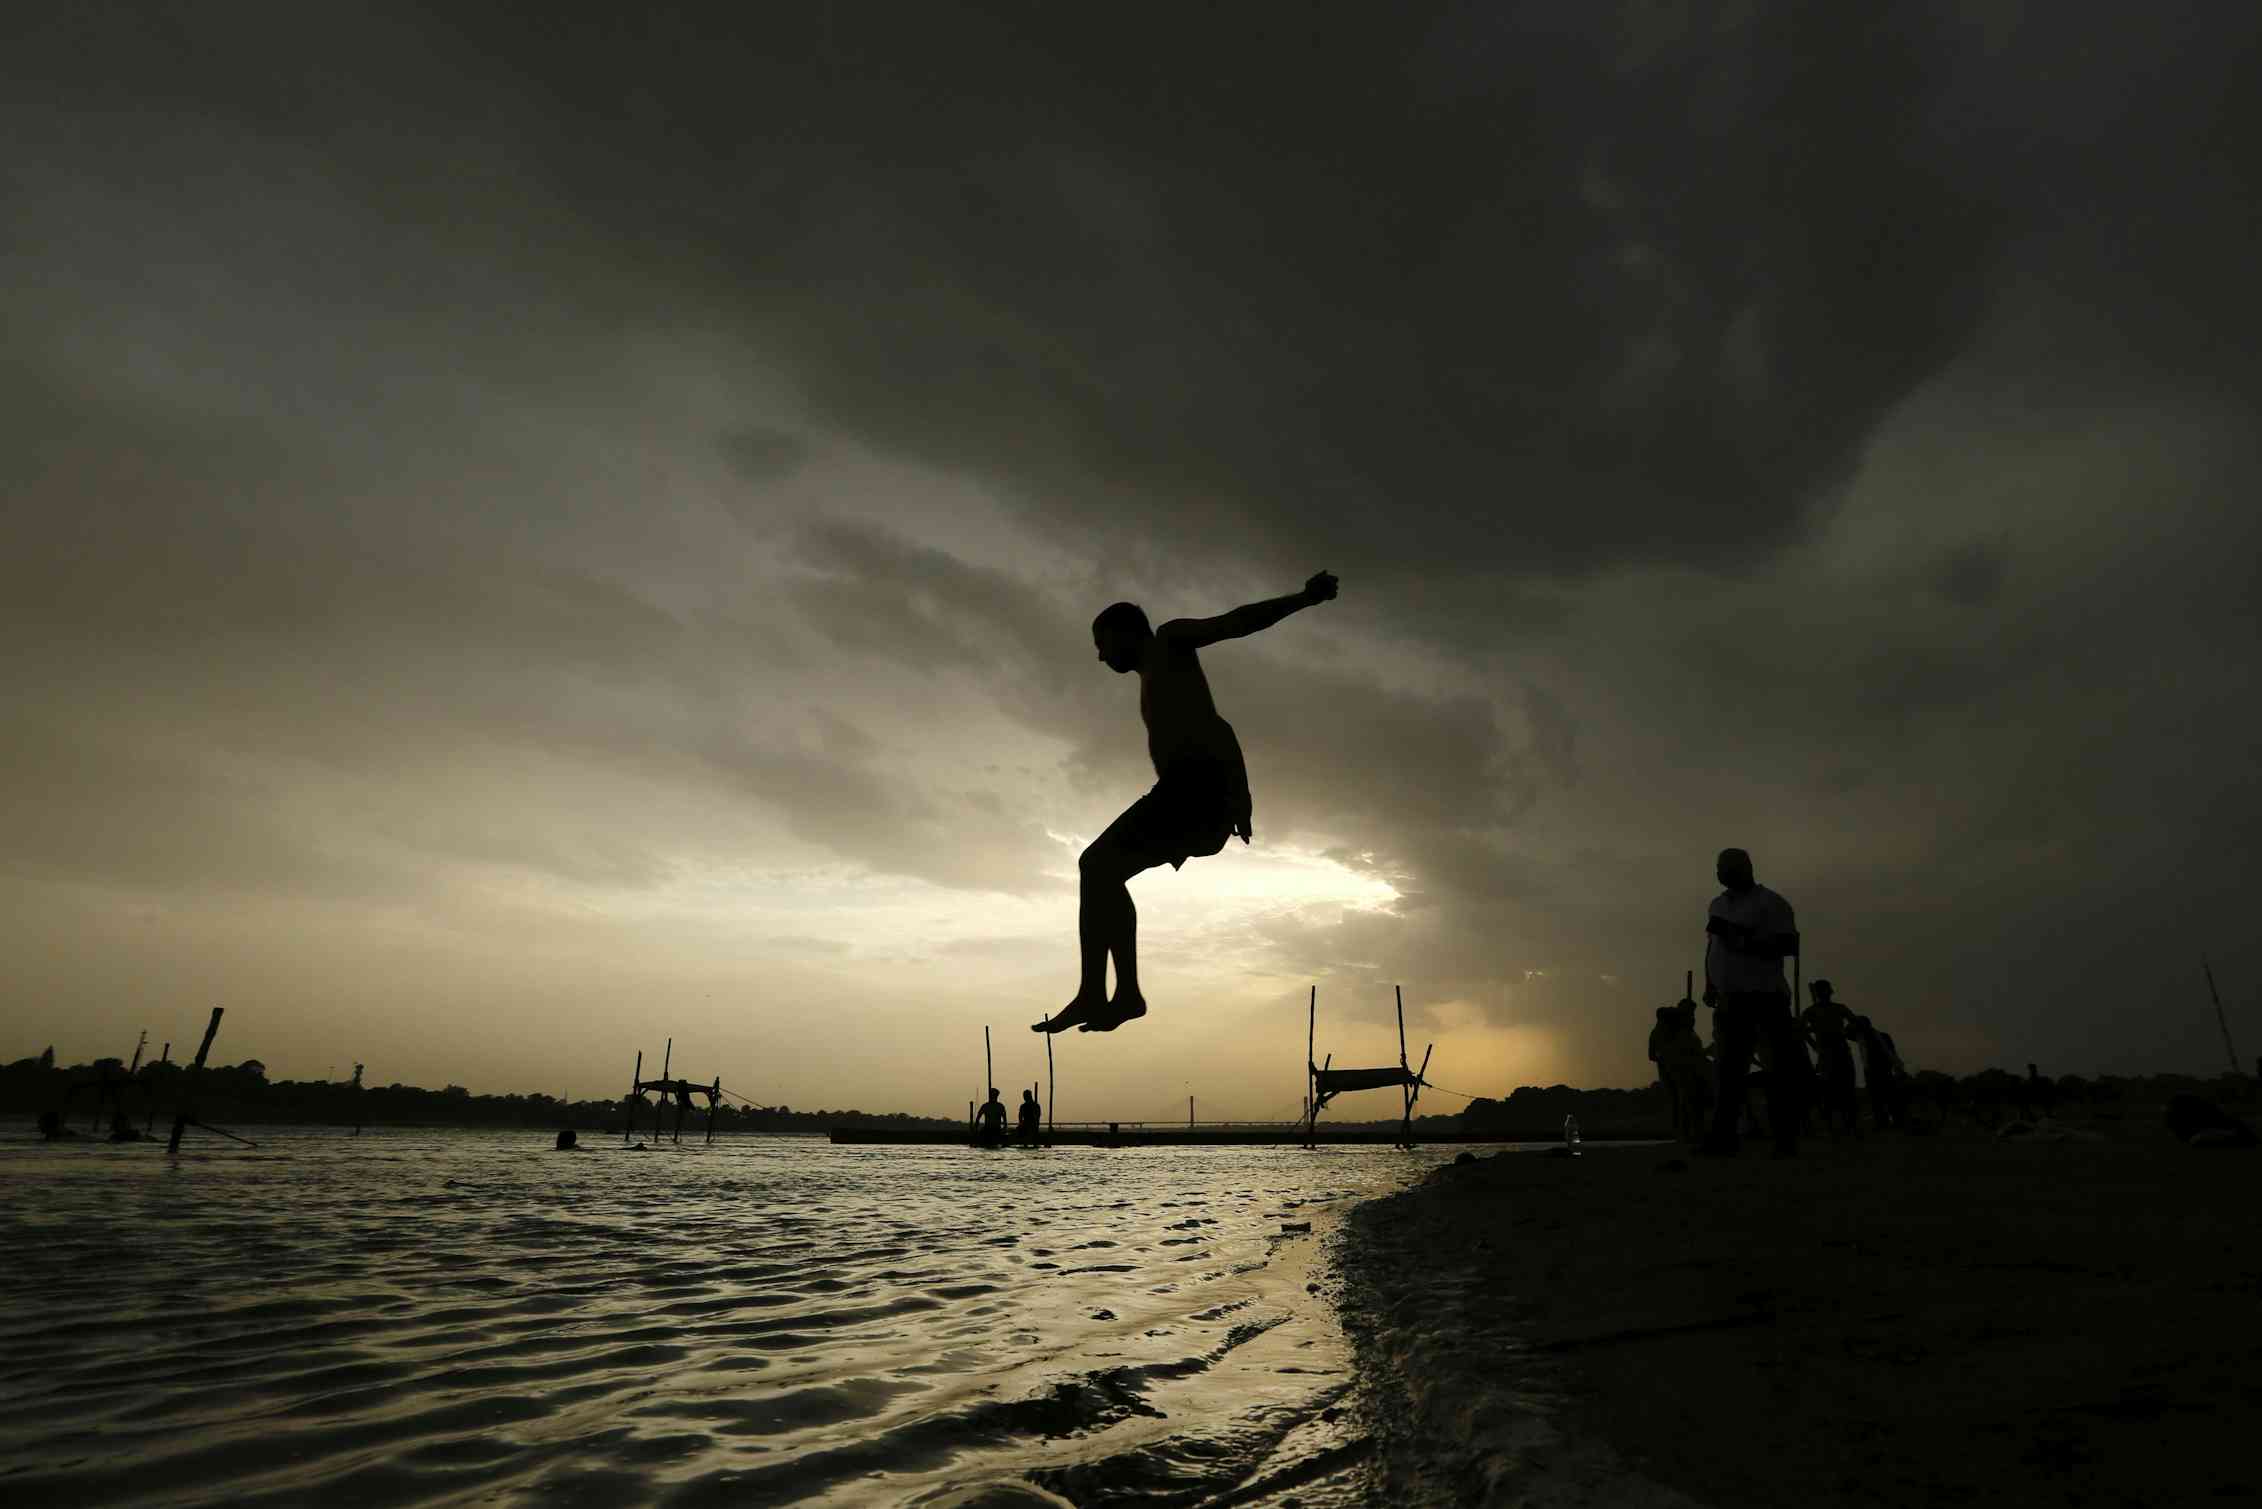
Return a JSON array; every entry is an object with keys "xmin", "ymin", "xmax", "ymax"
[
  {"xmin": 1075, "ymin": 833, "xmax": 1150, "ymax": 1030},
  {"xmin": 1036, "ymin": 795, "xmax": 1171, "ymax": 1033}
]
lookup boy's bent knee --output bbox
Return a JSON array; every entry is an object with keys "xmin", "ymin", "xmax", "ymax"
[{"xmin": 1079, "ymin": 841, "xmax": 1137, "ymax": 884}]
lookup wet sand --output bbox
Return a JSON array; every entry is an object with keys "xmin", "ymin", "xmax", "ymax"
[{"xmin": 1337, "ymin": 1127, "xmax": 2262, "ymax": 1507}]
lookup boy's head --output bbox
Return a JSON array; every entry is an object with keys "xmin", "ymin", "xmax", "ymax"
[{"xmin": 1092, "ymin": 601, "xmax": 1151, "ymax": 673}]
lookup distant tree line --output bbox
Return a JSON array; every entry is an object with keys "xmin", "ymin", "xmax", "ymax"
[
  {"xmin": 1458, "ymin": 1084, "xmax": 1671, "ymax": 1139},
  {"xmin": 12, "ymin": 1049, "xmax": 2247, "ymax": 1140},
  {"xmin": 3, "ymin": 1053, "xmax": 966, "ymax": 1134}
]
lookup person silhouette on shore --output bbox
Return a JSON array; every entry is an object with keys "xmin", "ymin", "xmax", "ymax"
[
  {"xmin": 1650, "ymin": 999, "xmax": 1712, "ymax": 1143},
  {"xmin": 2019, "ymin": 1062, "xmax": 2056, "ymax": 1120},
  {"xmin": 1700, "ymin": 847, "xmax": 1802, "ymax": 1157},
  {"xmin": 1036, "ymin": 571, "xmax": 1340, "ymax": 1035},
  {"xmin": 975, "ymin": 1088, "xmax": 1008, "ymax": 1145},
  {"xmin": 1802, "ymin": 980, "xmax": 1860, "ymax": 1138},
  {"xmin": 1847, "ymin": 1016, "xmax": 1904, "ymax": 1129}
]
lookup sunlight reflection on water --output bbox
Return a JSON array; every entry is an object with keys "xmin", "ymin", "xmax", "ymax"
[{"xmin": 0, "ymin": 1130, "xmax": 1497, "ymax": 1506}]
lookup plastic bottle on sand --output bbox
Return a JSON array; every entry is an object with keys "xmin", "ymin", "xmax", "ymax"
[{"xmin": 1563, "ymin": 1114, "xmax": 1581, "ymax": 1155}]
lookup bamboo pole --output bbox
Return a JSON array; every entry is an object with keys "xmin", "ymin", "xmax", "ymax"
[
  {"xmin": 146, "ymin": 1043, "xmax": 169, "ymax": 1135},
  {"xmin": 980, "ymin": 1025, "xmax": 995, "ymax": 1144},
  {"xmin": 1396, "ymin": 987, "xmax": 1409, "ymax": 1146},
  {"xmin": 1406, "ymin": 1042, "xmax": 1433, "ymax": 1148},
  {"xmin": 167, "ymin": 1008, "xmax": 224, "ymax": 1154},
  {"xmin": 1306, "ymin": 985, "xmax": 1317, "ymax": 1149},
  {"xmin": 1044, "ymin": 1016, "xmax": 1054, "ymax": 1138},
  {"xmin": 2204, "ymin": 959, "xmax": 2241, "ymax": 1077},
  {"xmin": 626, "ymin": 1051, "xmax": 641, "ymax": 1145}
]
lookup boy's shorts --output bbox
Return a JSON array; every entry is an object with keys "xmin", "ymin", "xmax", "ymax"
[{"xmin": 1098, "ymin": 759, "xmax": 1250, "ymax": 872}]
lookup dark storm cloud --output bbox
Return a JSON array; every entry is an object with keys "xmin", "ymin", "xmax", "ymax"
[
  {"xmin": 362, "ymin": 0, "xmax": 2248, "ymax": 591},
  {"xmin": 719, "ymin": 425, "xmax": 814, "ymax": 487},
  {"xmin": 16, "ymin": 0, "xmax": 2254, "ymax": 602},
  {"xmin": 694, "ymin": 707, "xmax": 1062, "ymax": 896},
  {"xmin": 1929, "ymin": 539, "xmax": 2010, "ymax": 609},
  {"xmin": 783, "ymin": 519, "xmax": 1071, "ymax": 688}
]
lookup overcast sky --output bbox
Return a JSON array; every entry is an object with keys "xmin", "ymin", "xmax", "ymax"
[{"xmin": 5, "ymin": 2, "xmax": 2257, "ymax": 1117}]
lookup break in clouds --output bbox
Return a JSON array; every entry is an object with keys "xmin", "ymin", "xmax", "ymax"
[{"xmin": 2, "ymin": 2, "xmax": 2257, "ymax": 1107}]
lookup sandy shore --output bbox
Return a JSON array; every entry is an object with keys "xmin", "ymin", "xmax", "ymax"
[{"xmin": 1334, "ymin": 1124, "xmax": 2261, "ymax": 1507}]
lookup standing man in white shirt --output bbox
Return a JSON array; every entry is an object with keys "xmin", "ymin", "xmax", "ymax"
[{"xmin": 1700, "ymin": 847, "xmax": 1802, "ymax": 1157}]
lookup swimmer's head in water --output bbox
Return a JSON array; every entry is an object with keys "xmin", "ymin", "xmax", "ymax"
[{"xmin": 1092, "ymin": 601, "xmax": 1150, "ymax": 673}]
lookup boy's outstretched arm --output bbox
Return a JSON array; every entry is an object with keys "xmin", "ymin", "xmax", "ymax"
[{"xmin": 1161, "ymin": 571, "xmax": 1338, "ymax": 649}]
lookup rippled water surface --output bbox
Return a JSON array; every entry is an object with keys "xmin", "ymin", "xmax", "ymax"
[{"xmin": 0, "ymin": 1129, "xmax": 1496, "ymax": 1506}]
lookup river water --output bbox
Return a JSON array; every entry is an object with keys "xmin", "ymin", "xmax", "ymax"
[{"xmin": 0, "ymin": 1128, "xmax": 1503, "ymax": 1506}]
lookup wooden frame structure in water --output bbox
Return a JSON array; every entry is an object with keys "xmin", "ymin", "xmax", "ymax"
[
  {"xmin": 1305, "ymin": 985, "xmax": 1432, "ymax": 1149},
  {"xmin": 622, "ymin": 1038, "xmax": 722, "ymax": 1146}
]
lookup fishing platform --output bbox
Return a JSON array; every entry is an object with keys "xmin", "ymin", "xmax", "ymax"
[{"xmin": 622, "ymin": 1038, "xmax": 724, "ymax": 1145}]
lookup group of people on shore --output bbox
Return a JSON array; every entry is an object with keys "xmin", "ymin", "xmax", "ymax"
[{"xmin": 1647, "ymin": 848, "xmax": 1913, "ymax": 1157}]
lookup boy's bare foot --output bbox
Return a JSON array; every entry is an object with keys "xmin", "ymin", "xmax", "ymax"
[
  {"xmin": 1078, "ymin": 994, "xmax": 1148, "ymax": 1032},
  {"xmin": 1037, "ymin": 995, "xmax": 1108, "ymax": 1033}
]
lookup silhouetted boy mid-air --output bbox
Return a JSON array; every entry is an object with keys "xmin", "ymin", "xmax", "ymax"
[{"xmin": 1036, "ymin": 571, "xmax": 1340, "ymax": 1035}]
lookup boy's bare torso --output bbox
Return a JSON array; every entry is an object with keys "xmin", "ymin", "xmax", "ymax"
[{"xmin": 1138, "ymin": 631, "xmax": 1241, "ymax": 776}]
